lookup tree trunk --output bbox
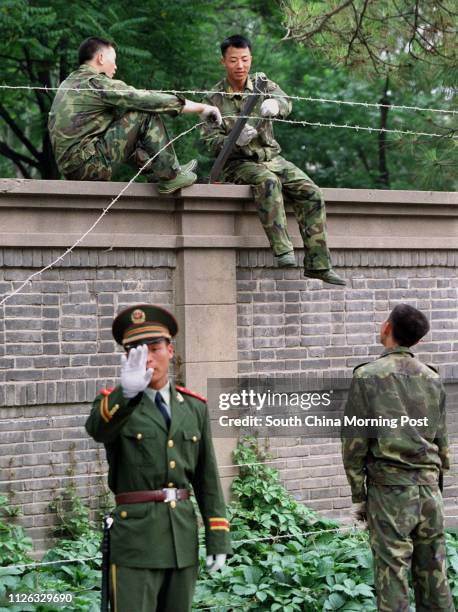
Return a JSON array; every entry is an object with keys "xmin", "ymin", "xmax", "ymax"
[{"xmin": 377, "ymin": 76, "xmax": 390, "ymax": 189}]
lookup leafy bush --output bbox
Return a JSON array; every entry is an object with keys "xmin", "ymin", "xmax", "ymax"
[{"xmin": 2, "ymin": 439, "xmax": 458, "ymax": 611}]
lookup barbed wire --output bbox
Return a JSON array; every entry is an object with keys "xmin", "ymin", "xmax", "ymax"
[
  {"xmin": 0, "ymin": 120, "xmax": 203, "ymax": 307},
  {"xmin": 4, "ymin": 525, "xmax": 359, "ymax": 571},
  {"xmin": 0, "ymin": 83, "xmax": 455, "ymax": 115},
  {"xmin": 227, "ymin": 114, "xmax": 456, "ymax": 139}
]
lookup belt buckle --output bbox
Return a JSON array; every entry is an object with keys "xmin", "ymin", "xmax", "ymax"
[{"xmin": 162, "ymin": 488, "xmax": 177, "ymax": 503}]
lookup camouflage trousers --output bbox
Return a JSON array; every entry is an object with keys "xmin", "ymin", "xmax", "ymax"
[
  {"xmin": 65, "ymin": 111, "xmax": 179, "ymax": 181},
  {"xmin": 367, "ymin": 484, "xmax": 455, "ymax": 612},
  {"xmin": 224, "ymin": 155, "xmax": 332, "ymax": 270}
]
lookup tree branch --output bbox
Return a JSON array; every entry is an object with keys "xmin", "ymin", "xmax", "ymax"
[
  {"xmin": 0, "ymin": 141, "xmax": 39, "ymax": 173},
  {"xmin": 0, "ymin": 104, "xmax": 41, "ymax": 160},
  {"xmin": 282, "ymin": 0, "xmax": 354, "ymax": 41}
]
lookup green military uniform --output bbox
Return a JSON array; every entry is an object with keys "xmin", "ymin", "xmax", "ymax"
[
  {"xmin": 48, "ymin": 64, "xmax": 184, "ymax": 181},
  {"xmin": 341, "ymin": 346, "xmax": 454, "ymax": 612},
  {"xmin": 85, "ymin": 305, "xmax": 231, "ymax": 612},
  {"xmin": 201, "ymin": 72, "xmax": 332, "ymax": 270}
]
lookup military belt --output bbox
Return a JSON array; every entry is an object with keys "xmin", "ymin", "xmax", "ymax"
[{"xmin": 115, "ymin": 488, "xmax": 190, "ymax": 505}]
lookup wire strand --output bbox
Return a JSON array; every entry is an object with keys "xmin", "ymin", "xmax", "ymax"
[
  {"xmin": 0, "ymin": 84, "xmax": 455, "ymax": 114},
  {"xmin": 0, "ymin": 121, "xmax": 203, "ymax": 307}
]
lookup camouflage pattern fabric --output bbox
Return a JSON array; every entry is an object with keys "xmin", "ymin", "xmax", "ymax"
[
  {"xmin": 48, "ymin": 64, "xmax": 184, "ymax": 178},
  {"xmin": 341, "ymin": 346, "xmax": 453, "ymax": 611},
  {"xmin": 201, "ymin": 72, "xmax": 332, "ymax": 268},
  {"xmin": 342, "ymin": 346, "xmax": 449, "ymax": 503},
  {"xmin": 367, "ymin": 484, "xmax": 454, "ymax": 611},
  {"xmin": 224, "ymin": 155, "xmax": 331, "ymax": 268}
]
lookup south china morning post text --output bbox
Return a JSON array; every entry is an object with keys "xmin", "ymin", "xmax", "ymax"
[{"xmin": 206, "ymin": 377, "xmax": 450, "ymax": 439}]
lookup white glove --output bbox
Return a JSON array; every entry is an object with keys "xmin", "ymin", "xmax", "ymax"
[
  {"xmin": 120, "ymin": 344, "xmax": 153, "ymax": 399},
  {"xmin": 352, "ymin": 501, "xmax": 367, "ymax": 523},
  {"xmin": 206, "ymin": 554, "xmax": 227, "ymax": 572},
  {"xmin": 200, "ymin": 105, "xmax": 222, "ymax": 126},
  {"xmin": 260, "ymin": 98, "xmax": 280, "ymax": 117},
  {"xmin": 236, "ymin": 125, "xmax": 258, "ymax": 147}
]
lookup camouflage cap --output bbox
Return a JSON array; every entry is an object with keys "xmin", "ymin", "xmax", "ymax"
[{"xmin": 112, "ymin": 304, "xmax": 178, "ymax": 349}]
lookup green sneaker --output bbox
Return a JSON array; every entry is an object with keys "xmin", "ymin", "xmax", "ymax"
[
  {"xmin": 180, "ymin": 159, "xmax": 197, "ymax": 173},
  {"xmin": 275, "ymin": 252, "xmax": 296, "ymax": 268},
  {"xmin": 157, "ymin": 169, "xmax": 197, "ymax": 195},
  {"xmin": 304, "ymin": 268, "xmax": 346, "ymax": 286}
]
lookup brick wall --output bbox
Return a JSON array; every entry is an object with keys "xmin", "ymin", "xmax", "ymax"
[
  {"xmin": 0, "ymin": 248, "xmax": 175, "ymax": 553},
  {"xmin": 237, "ymin": 249, "xmax": 458, "ymax": 520}
]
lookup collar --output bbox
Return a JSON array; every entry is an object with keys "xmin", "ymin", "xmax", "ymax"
[
  {"xmin": 144, "ymin": 381, "xmax": 171, "ymax": 407},
  {"xmin": 224, "ymin": 74, "xmax": 253, "ymax": 96},
  {"xmin": 379, "ymin": 346, "xmax": 414, "ymax": 359},
  {"xmin": 77, "ymin": 63, "xmax": 99, "ymax": 75}
]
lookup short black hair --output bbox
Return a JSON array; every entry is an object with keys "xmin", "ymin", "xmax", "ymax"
[
  {"xmin": 78, "ymin": 37, "xmax": 116, "ymax": 65},
  {"xmin": 220, "ymin": 35, "xmax": 252, "ymax": 57},
  {"xmin": 388, "ymin": 304, "xmax": 430, "ymax": 347}
]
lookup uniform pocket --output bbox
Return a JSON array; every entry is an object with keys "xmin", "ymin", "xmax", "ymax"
[
  {"xmin": 120, "ymin": 430, "xmax": 157, "ymax": 466},
  {"xmin": 182, "ymin": 431, "xmax": 201, "ymax": 465}
]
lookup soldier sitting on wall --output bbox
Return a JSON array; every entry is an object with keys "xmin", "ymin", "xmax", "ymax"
[
  {"xmin": 48, "ymin": 37, "xmax": 222, "ymax": 194},
  {"xmin": 201, "ymin": 34, "xmax": 345, "ymax": 286}
]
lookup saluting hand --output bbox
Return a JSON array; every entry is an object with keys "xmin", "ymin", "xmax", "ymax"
[{"xmin": 120, "ymin": 344, "xmax": 153, "ymax": 399}]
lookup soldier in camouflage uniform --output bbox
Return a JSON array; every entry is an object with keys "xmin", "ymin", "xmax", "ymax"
[
  {"xmin": 49, "ymin": 37, "xmax": 221, "ymax": 193},
  {"xmin": 201, "ymin": 35, "xmax": 345, "ymax": 285},
  {"xmin": 86, "ymin": 304, "xmax": 231, "ymax": 612},
  {"xmin": 342, "ymin": 304, "xmax": 454, "ymax": 611}
]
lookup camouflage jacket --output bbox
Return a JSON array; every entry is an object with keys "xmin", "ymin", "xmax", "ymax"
[
  {"xmin": 201, "ymin": 72, "xmax": 292, "ymax": 166},
  {"xmin": 341, "ymin": 346, "xmax": 450, "ymax": 502},
  {"xmin": 48, "ymin": 64, "xmax": 185, "ymax": 174},
  {"xmin": 85, "ymin": 382, "xmax": 232, "ymax": 568}
]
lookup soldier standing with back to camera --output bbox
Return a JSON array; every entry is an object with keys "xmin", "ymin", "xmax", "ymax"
[
  {"xmin": 342, "ymin": 304, "xmax": 454, "ymax": 611},
  {"xmin": 86, "ymin": 304, "xmax": 231, "ymax": 612}
]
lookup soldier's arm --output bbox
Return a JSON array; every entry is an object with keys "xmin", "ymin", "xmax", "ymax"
[
  {"xmin": 264, "ymin": 75, "xmax": 292, "ymax": 118},
  {"xmin": 85, "ymin": 386, "xmax": 142, "ymax": 444},
  {"xmin": 341, "ymin": 378, "xmax": 369, "ymax": 503},
  {"xmin": 200, "ymin": 93, "xmax": 228, "ymax": 155},
  {"xmin": 191, "ymin": 402, "xmax": 232, "ymax": 555},
  {"xmin": 92, "ymin": 74, "xmax": 186, "ymax": 116},
  {"xmin": 435, "ymin": 386, "xmax": 450, "ymax": 494}
]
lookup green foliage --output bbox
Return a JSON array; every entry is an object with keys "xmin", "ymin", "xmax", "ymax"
[
  {"xmin": 49, "ymin": 485, "xmax": 95, "ymax": 539},
  {"xmin": 0, "ymin": 0, "xmax": 454, "ymax": 188},
  {"xmin": 194, "ymin": 437, "xmax": 376, "ymax": 610}
]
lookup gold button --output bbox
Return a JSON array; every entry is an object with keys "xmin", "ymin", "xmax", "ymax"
[
  {"xmin": 120, "ymin": 511, "xmax": 127, "ymax": 519},
  {"xmin": 168, "ymin": 440, "xmax": 174, "ymax": 448},
  {"xmin": 113, "ymin": 404, "xmax": 119, "ymax": 410},
  {"xmin": 136, "ymin": 433, "xmax": 143, "ymax": 440},
  {"xmin": 169, "ymin": 460, "xmax": 176, "ymax": 469},
  {"xmin": 168, "ymin": 482, "xmax": 174, "ymax": 487},
  {"xmin": 170, "ymin": 500, "xmax": 176, "ymax": 509},
  {"xmin": 192, "ymin": 435, "xmax": 197, "ymax": 442}
]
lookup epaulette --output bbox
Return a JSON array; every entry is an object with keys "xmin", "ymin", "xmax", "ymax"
[
  {"xmin": 426, "ymin": 363, "xmax": 439, "ymax": 374},
  {"xmin": 99, "ymin": 387, "xmax": 115, "ymax": 397},
  {"xmin": 353, "ymin": 362, "xmax": 370, "ymax": 373},
  {"xmin": 175, "ymin": 385, "xmax": 207, "ymax": 403}
]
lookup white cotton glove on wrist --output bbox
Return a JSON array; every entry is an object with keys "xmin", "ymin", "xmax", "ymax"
[
  {"xmin": 120, "ymin": 344, "xmax": 153, "ymax": 399},
  {"xmin": 200, "ymin": 105, "xmax": 222, "ymax": 126},
  {"xmin": 260, "ymin": 98, "xmax": 280, "ymax": 117},
  {"xmin": 206, "ymin": 554, "xmax": 227, "ymax": 572},
  {"xmin": 236, "ymin": 125, "xmax": 258, "ymax": 146}
]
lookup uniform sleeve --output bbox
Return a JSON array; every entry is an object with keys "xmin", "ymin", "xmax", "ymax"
[
  {"xmin": 85, "ymin": 386, "xmax": 142, "ymax": 444},
  {"xmin": 435, "ymin": 385, "xmax": 450, "ymax": 471},
  {"xmin": 265, "ymin": 76, "xmax": 292, "ymax": 118},
  {"xmin": 200, "ymin": 93, "xmax": 228, "ymax": 156},
  {"xmin": 91, "ymin": 75, "xmax": 185, "ymax": 116},
  {"xmin": 341, "ymin": 377, "xmax": 370, "ymax": 503},
  {"xmin": 191, "ymin": 402, "xmax": 232, "ymax": 555}
]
